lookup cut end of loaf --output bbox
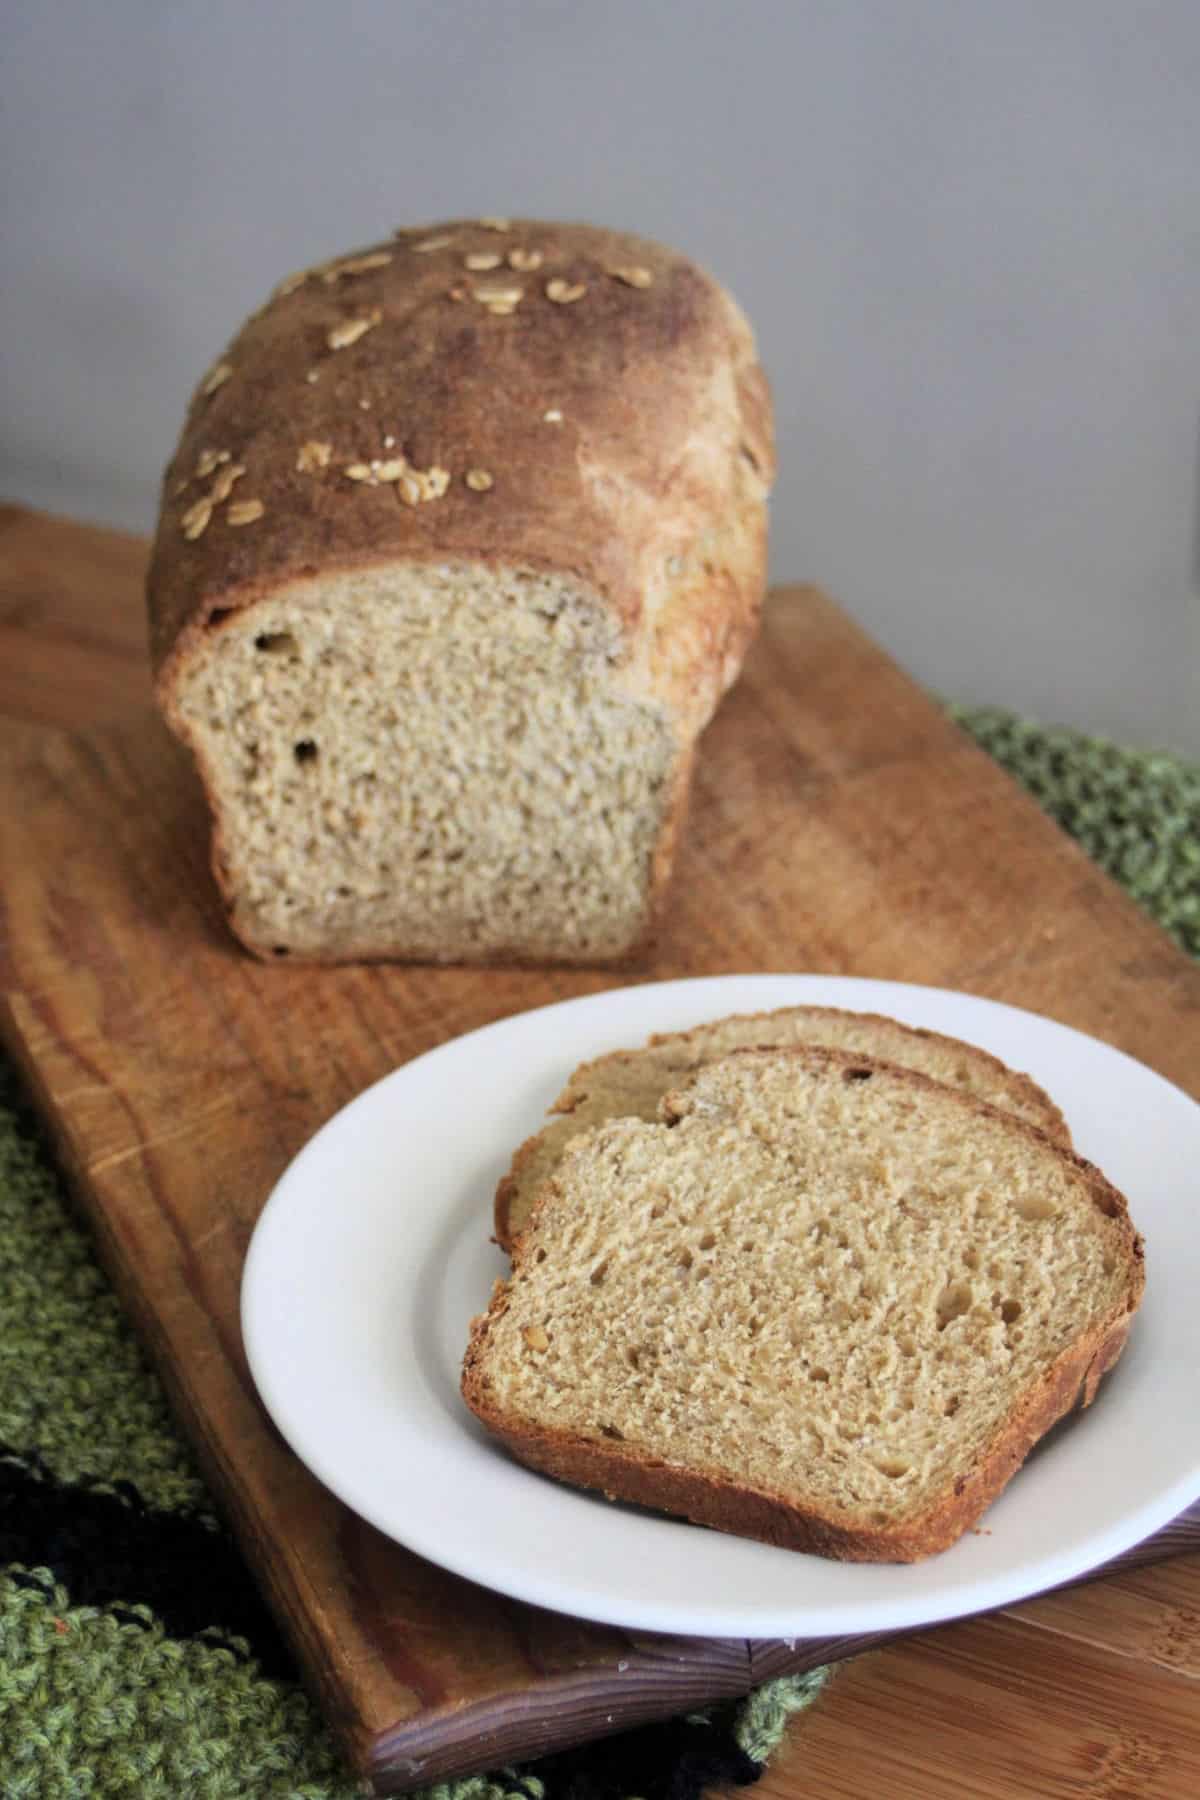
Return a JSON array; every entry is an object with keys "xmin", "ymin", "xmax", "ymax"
[
  {"xmin": 465, "ymin": 1048, "xmax": 1144, "ymax": 1560},
  {"xmin": 168, "ymin": 562, "xmax": 679, "ymax": 963}
]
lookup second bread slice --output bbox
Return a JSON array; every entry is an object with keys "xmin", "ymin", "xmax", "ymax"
[
  {"xmin": 464, "ymin": 1047, "xmax": 1143, "ymax": 1562},
  {"xmin": 494, "ymin": 1005, "xmax": 1069, "ymax": 1249}
]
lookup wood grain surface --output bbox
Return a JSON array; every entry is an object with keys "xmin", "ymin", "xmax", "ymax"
[{"xmin": 2, "ymin": 505, "xmax": 1199, "ymax": 1799}]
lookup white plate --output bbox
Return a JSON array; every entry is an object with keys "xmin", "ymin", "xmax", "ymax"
[{"xmin": 240, "ymin": 974, "xmax": 1200, "ymax": 1640}]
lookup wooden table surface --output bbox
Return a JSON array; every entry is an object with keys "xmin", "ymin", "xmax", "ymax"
[{"xmin": 3, "ymin": 501, "xmax": 1199, "ymax": 1799}]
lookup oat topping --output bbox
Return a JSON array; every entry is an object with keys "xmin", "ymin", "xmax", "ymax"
[
  {"xmin": 209, "ymin": 462, "xmax": 246, "ymax": 505},
  {"xmin": 464, "ymin": 252, "xmax": 502, "ymax": 271},
  {"xmin": 273, "ymin": 270, "xmax": 310, "ymax": 299},
  {"xmin": 320, "ymin": 251, "xmax": 392, "ymax": 283},
  {"xmin": 326, "ymin": 308, "xmax": 382, "ymax": 350},
  {"xmin": 383, "ymin": 434, "xmax": 397, "ymax": 449},
  {"xmin": 305, "ymin": 369, "xmax": 321, "ymax": 384},
  {"xmin": 342, "ymin": 455, "xmax": 426, "ymax": 489},
  {"xmin": 465, "ymin": 468, "xmax": 494, "ymax": 491},
  {"xmin": 195, "ymin": 447, "xmax": 231, "ymax": 480},
  {"xmin": 358, "ymin": 397, "xmax": 372, "ymax": 410},
  {"xmin": 610, "ymin": 265, "xmax": 653, "ymax": 288},
  {"xmin": 181, "ymin": 497, "xmax": 214, "ymax": 540},
  {"xmin": 448, "ymin": 285, "xmax": 468, "ymax": 302},
  {"xmin": 398, "ymin": 464, "xmax": 451, "ymax": 506},
  {"xmin": 413, "ymin": 234, "xmax": 453, "ymax": 253},
  {"xmin": 546, "ymin": 278, "xmax": 586, "ymax": 304},
  {"xmin": 523, "ymin": 1325, "xmax": 549, "ymax": 1351},
  {"xmin": 296, "ymin": 440, "xmax": 333, "ymax": 473},
  {"xmin": 479, "ymin": 216, "xmax": 512, "ymax": 232},
  {"xmin": 200, "ymin": 361, "xmax": 233, "ymax": 397},
  {"xmin": 227, "ymin": 499, "xmax": 265, "ymax": 526},
  {"xmin": 472, "ymin": 283, "xmax": 524, "ymax": 309},
  {"xmin": 543, "ymin": 408, "xmax": 564, "ymax": 423},
  {"xmin": 508, "ymin": 248, "xmax": 543, "ymax": 272}
]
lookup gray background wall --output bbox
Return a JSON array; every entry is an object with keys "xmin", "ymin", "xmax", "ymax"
[{"xmin": 3, "ymin": 0, "xmax": 1197, "ymax": 753}]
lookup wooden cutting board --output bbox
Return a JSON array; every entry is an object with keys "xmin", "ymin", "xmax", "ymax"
[{"xmin": 2, "ymin": 536, "xmax": 1199, "ymax": 1794}]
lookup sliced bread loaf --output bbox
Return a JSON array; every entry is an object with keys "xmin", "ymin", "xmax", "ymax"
[
  {"xmin": 463, "ymin": 1046, "xmax": 1143, "ymax": 1561},
  {"xmin": 494, "ymin": 1005, "xmax": 1069, "ymax": 1249},
  {"xmin": 146, "ymin": 221, "xmax": 772, "ymax": 965}
]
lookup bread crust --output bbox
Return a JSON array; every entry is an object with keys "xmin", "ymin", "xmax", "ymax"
[
  {"xmin": 492, "ymin": 1004, "xmax": 1071, "ymax": 1249},
  {"xmin": 146, "ymin": 220, "xmax": 772, "ymax": 965},
  {"xmin": 466, "ymin": 1046, "xmax": 1144, "ymax": 1561}
]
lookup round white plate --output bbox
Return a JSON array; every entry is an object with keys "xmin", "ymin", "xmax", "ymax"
[{"xmin": 240, "ymin": 974, "xmax": 1200, "ymax": 1639}]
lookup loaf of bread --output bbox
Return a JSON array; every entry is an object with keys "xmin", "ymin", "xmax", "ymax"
[
  {"xmin": 494, "ymin": 1005, "xmax": 1070, "ymax": 1249},
  {"xmin": 145, "ymin": 220, "xmax": 773, "ymax": 963},
  {"xmin": 463, "ymin": 1046, "xmax": 1143, "ymax": 1561}
]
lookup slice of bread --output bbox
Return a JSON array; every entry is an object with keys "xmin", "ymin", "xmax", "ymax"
[
  {"xmin": 463, "ymin": 1047, "xmax": 1143, "ymax": 1562},
  {"xmin": 494, "ymin": 1005, "xmax": 1070, "ymax": 1250}
]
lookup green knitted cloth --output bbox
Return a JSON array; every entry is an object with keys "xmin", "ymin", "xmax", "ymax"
[{"xmin": 1, "ymin": 708, "xmax": 1196, "ymax": 1798}]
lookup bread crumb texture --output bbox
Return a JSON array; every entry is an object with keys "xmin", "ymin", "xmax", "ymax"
[
  {"xmin": 147, "ymin": 218, "xmax": 774, "ymax": 964},
  {"xmin": 177, "ymin": 566, "xmax": 675, "ymax": 959},
  {"xmin": 465, "ymin": 1048, "xmax": 1143, "ymax": 1557}
]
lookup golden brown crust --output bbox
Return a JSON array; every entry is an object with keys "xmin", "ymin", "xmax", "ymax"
[
  {"xmin": 466, "ymin": 1046, "xmax": 1144, "ymax": 1561},
  {"xmin": 147, "ymin": 219, "xmax": 771, "ymax": 727},
  {"xmin": 491, "ymin": 1004, "xmax": 1072, "ymax": 1250}
]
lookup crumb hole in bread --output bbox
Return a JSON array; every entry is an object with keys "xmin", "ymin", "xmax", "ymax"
[
  {"xmin": 809, "ymin": 1366, "xmax": 830, "ymax": 1383},
  {"xmin": 255, "ymin": 630, "xmax": 298, "ymax": 655},
  {"xmin": 625, "ymin": 1346, "xmax": 641, "ymax": 1370},
  {"xmin": 293, "ymin": 739, "xmax": 318, "ymax": 764},
  {"xmin": 943, "ymin": 1393, "xmax": 961, "ymax": 1417},
  {"xmin": 698, "ymin": 1231, "xmax": 717, "ymax": 1251},
  {"xmin": 650, "ymin": 1202, "xmax": 665, "ymax": 1220},
  {"xmin": 962, "ymin": 1247, "xmax": 979, "ymax": 1271},
  {"xmin": 935, "ymin": 1281, "xmax": 972, "ymax": 1330},
  {"xmin": 1011, "ymin": 1192, "xmax": 1056, "ymax": 1222},
  {"xmin": 1000, "ymin": 1299, "xmax": 1022, "ymax": 1324},
  {"xmin": 590, "ymin": 1260, "xmax": 608, "ymax": 1286},
  {"xmin": 871, "ymin": 1511, "xmax": 889, "ymax": 1526},
  {"xmin": 896, "ymin": 1335, "xmax": 916, "ymax": 1357},
  {"xmin": 599, "ymin": 1423, "xmax": 624, "ymax": 1440},
  {"xmin": 843, "ymin": 1066, "xmax": 873, "ymax": 1082},
  {"xmin": 873, "ymin": 1455, "xmax": 912, "ymax": 1479},
  {"xmin": 271, "ymin": 945, "xmax": 290, "ymax": 957},
  {"xmin": 677, "ymin": 1248, "xmax": 693, "ymax": 1272},
  {"xmin": 534, "ymin": 1248, "xmax": 547, "ymax": 1264}
]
